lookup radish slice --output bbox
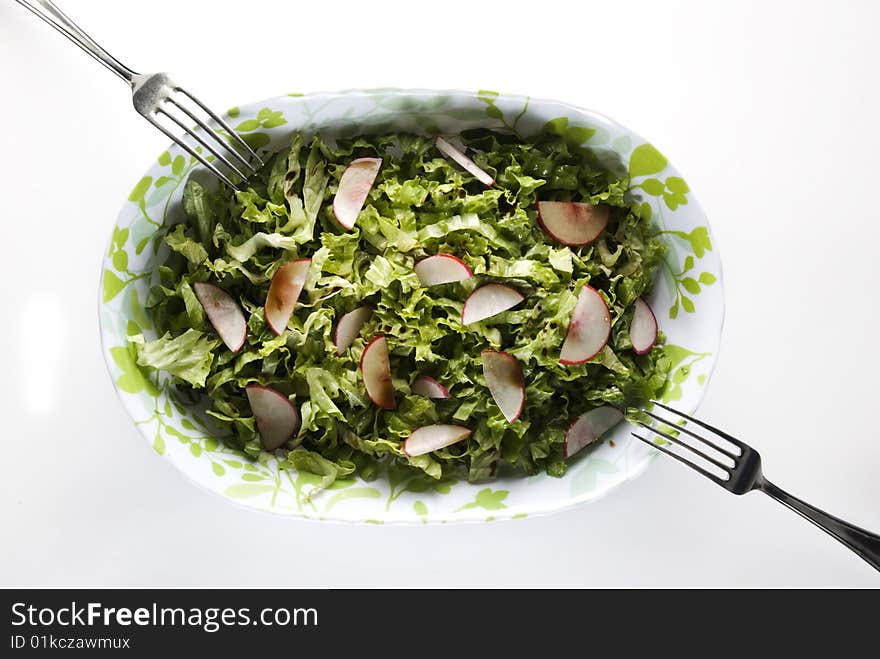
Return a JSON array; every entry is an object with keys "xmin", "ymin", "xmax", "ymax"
[
  {"xmin": 414, "ymin": 253, "xmax": 473, "ymax": 286},
  {"xmin": 435, "ymin": 137, "xmax": 494, "ymax": 186},
  {"xmin": 264, "ymin": 258, "xmax": 310, "ymax": 336},
  {"xmin": 245, "ymin": 384, "xmax": 300, "ymax": 451},
  {"xmin": 630, "ymin": 298, "xmax": 658, "ymax": 355},
  {"xmin": 559, "ymin": 285, "xmax": 611, "ymax": 365},
  {"xmin": 564, "ymin": 406, "xmax": 624, "ymax": 458},
  {"xmin": 333, "ymin": 157, "xmax": 382, "ymax": 229},
  {"xmin": 461, "ymin": 284, "xmax": 524, "ymax": 325},
  {"xmin": 482, "ymin": 350, "xmax": 526, "ymax": 423},
  {"xmin": 412, "ymin": 375, "xmax": 449, "ymax": 399},
  {"xmin": 536, "ymin": 201, "xmax": 609, "ymax": 247},
  {"xmin": 334, "ymin": 306, "xmax": 372, "ymax": 355},
  {"xmin": 404, "ymin": 424, "xmax": 472, "ymax": 457},
  {"xmin": 193, "ymin": 281, "xmax": 247, "ymax": 352},
  {"xmin": 360, "ymin": 335, "xmax": 395, "ymax": 410}
]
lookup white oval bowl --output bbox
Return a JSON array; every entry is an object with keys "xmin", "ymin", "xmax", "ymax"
[{"xmin": 99, "ymin": 89, "xmax": 724, "ymax": 524}]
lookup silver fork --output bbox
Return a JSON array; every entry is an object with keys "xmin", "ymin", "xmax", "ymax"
[
  {"xmin": 633, "ymin": 401, "xmax": 880, "ymax": 572},
  {"xmin": 14, "ymin": 0, "xmax": 262, "ymax": 190}
]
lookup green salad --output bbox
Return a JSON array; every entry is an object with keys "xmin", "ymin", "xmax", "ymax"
[{"xmin": 132, "ymin": 127, "xmax": 670, "ymax": 488}]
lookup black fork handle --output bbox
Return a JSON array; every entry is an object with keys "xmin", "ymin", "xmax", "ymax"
[{"xmin": 760, "ymin": 480, "xmax": 880, "ymax": 572}]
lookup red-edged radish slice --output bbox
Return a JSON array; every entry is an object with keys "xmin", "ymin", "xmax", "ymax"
[
  {"xmin": 264, "ymin": 258, "xmax": 311, "ymax": 336},
  {"xmin": 245, "ymin": 384, "xmax": 300, "ymax": 451},
  {"xmin": 461, "ymin": 284, "xmax": 524, "ymax": 325},
  {"xmin": 435, "ymin": 136, "xmax": 494, "ymax": 186},
  {"xmin": 412, "ymin": 375, "xmax": 449, "ymax": 399},
  {"xmin": 414, "ymin": 253, "xmax": 473, "ymax": 286},
  {"xmin": 630, "ymin": 297, "xmax": 658, "ymax": 355},
  {"xmin": 193, "ymin": 281, "xmax": 247, "ymax": 352},
  {"xmin": 481, "ymin": 350, "xmax": 526, "ymax": 423},
  {"xmin": 333, "ymin": 157, "xmax": 382, "ymax": 229},
  {"xmin": 404, "ymin": 424, "xmax": 472, "ymax": 457},
  {"xmin": 536, "ymin": 201, "xmax": 609, "ymax": 247},
  {"xmin": 360, "ymin": 335, "xmax": 395, "ymax": 410},
  {"xmin": 559, "ymin": 285, "xmax": 611, "ymax": 365},
  {"xmin": 334, "ymin": 306, "xmax": 372, "ymax": 355},
  {"xmin": 564, "ymin": 406, "xmax": 624, "ymax": 458}
]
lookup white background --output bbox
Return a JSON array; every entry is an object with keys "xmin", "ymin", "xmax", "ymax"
[{"xmin": 1, "ymin": 0, "xmax": 878, "ymax": 587}]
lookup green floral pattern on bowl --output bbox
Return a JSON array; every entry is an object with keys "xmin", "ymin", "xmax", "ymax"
[{"xmin": 98, "ymin": 89, "xmax": 724, "ymax": 524}]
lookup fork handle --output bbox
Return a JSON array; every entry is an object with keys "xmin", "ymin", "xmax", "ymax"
[
  {"xmin": 14, "ymin": 0, "xmax": 137, "ymax": 84},
  {"xmin": 760, "ymin": 480, "xmax": 880, "ymax": 572}
]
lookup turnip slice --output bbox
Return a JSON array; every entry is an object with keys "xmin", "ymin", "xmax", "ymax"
[
  {"xmin": 434, "ymin": 136, "xmax": 495, "ymax": 186},
  {"xmin": 630, "ymin": 297, "xmax": 658, "ymax": 355},
  {"xmin": 412, "ymin": 375, "xmax": 449, "ymax": 399},
  {"xmin": 334, "ymin": 306, "xmax": 372, "ymax": 356},
  {"xmin": 461, "ymin": 284, "xmax": 524, "ymax": 325},
  {"xmin": 564, "ymin": 406, "xmax": 624, "ymax": 458},
  {"xmin": 264, "ymin": 258, "xmax": 311, "ymax": 336},
  {"xmin": 360, "ymin": 335, "xmax": 395, "ymax": 410},
  {"xmin": 404, "ymin": 424, "xmax": 472, "ymax": 457},
  {"xmin": 559, "ymin": 285, "xmax": 611, "ymax": 365},
  {"xmin": 245, "ymin": 384, "xmax": 300, "ymax": 451},
  {"xmin": 193, "ymin": 281, "xmax": 247, "ymax": 352},
  {"xmin": 414, "ymin": 253, "xmax": 473, "ymax": 286},
  {"xmin": 536, "ymin": 201, "xmax": 609, "ymax": 247},
  {"xmin": 333, "ymin": 157, "xmax": 382, "ymax": 229},
  {"xmin": 481, "ymin": 350, "xmax": 525, "ymax": 423}
]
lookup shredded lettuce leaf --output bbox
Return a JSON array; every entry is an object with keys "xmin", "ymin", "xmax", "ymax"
[
  {"xmin": 133, "ymin": 128, "xmax": 669, "ymax": 486},
  {"xmin": 131, "ymin": 329, "xmax": 219, "ymax": 387}
]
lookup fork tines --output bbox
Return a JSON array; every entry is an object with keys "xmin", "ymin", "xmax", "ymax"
[
  {"xmin": 140, "ymin": 76, "xmax": 263, "ymax": 191},
  {"xmin": 632, "ymin": 401, "xmax": 743, "ymax": 484}
]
